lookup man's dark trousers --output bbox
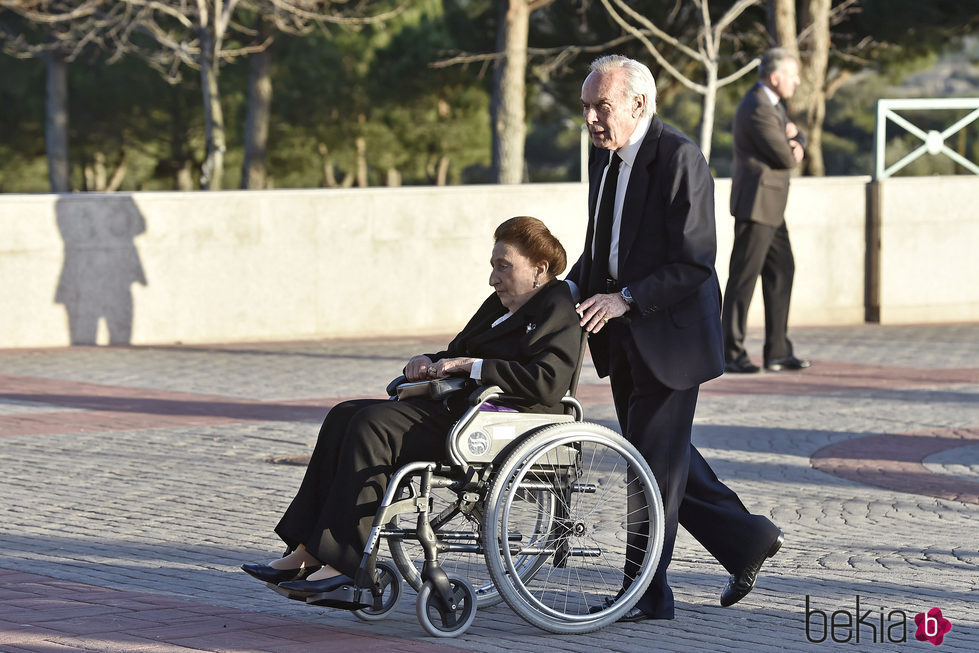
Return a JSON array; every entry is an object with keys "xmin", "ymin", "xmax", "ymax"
[{"xmin": 604, "ymin": 321, "xmax": 777, "ymax": 618}]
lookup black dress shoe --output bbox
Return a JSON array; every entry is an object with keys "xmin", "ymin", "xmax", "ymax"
[
  {"xmin": 278, "ymin": 574, "xmax": 356, "ymax": 597},
  {"xmin": 589, "ymin": 596, "xmax": 669, "ymax": 622},
  {"xmin": 720, "ymin": 531, "xmax": 784, "ymax": 607},
  {"xmin": 764, "ymin": 356, "xmax": 811, "ymax": 372},
  {"xmin": 618, "ymin": 605, "xmax": 656, "ymax": 622},
  {"xmin": 725, "ymin": 358, "xmax": 761, "ymax": 374},
  {"xmin": 241, "ymin": 562, "xmax": 320, "ymax": 584}
]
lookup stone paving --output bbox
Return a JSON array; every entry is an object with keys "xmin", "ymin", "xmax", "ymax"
[{"xmin": 1, "ymin": 323, "xmax": 977, "ymax": 652}]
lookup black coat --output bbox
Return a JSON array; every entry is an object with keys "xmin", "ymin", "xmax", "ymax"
[
  {"xmin": 426, "ymin": 278, "xmax": 582, "ymax": 413},
  {"xmin": 730, "ymin": 83, "xmax": 805, "ymax": 226},
  {"xmin": 569, "ymin": 116, "xmax": 724, "ymax": 390}
]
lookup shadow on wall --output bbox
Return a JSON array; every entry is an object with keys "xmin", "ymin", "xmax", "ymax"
[{"xmin": 54, "ymin": 196, "xmax": 148, "ymax": 345}]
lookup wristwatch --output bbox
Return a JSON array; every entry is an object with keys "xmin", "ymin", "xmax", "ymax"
[{"xmin": 620, "ymin": 287, "xmax": 634, "ymax": 304}]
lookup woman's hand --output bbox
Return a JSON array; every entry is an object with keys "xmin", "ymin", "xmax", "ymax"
[
  {"xmin": 405, "ymin": 355, "xmax": 434, "ymax": 381},
  {"xmin": 429, "ymin": 357, "xmax": 477, "ymax": 378}
]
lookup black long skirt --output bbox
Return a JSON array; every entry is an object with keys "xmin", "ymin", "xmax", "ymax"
[{"xmin": 274, "ymin": 397, "xmax": 459, "ymax": 577}]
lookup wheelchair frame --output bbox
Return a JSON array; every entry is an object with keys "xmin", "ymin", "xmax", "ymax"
[{"xmin": 280, "ymin": 340, "xmax": 666, "ymax": 638}]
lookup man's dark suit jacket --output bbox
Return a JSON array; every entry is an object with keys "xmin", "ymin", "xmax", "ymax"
[
  {"xmin": 426, "ymin": 279, "xmax": 582, "ymax": 414},
  {"xmin": 569, "ymin": 116, "xmax": 724, "ymax": 391},
  {"xmin": 730, "ymin": 84, "xmax": 803, "ymax": 226}
]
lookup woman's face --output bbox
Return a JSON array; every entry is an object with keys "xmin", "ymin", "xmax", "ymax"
[{"xmin": 489, "ymin": 240, "xmax": 545, "ymax": 312}]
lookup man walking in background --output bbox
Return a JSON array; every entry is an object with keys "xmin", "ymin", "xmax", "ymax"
[{"xmin": 723, "ymin": 47, "xmax": 811, "ymax": 374}]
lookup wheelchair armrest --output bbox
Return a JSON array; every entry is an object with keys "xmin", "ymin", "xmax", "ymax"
[
  {"xmin": 466, "ymin": 384, "xmax": 536, "ymax": 410},
  {"xmin": 390, "ymin": 378, "xmax": 522, "ymax": 408},
  {"xmin": 386, "ymin": 375, "xmax": 407, "ymax": 397},
  {"xmin": 467, "ymin": 384, "xmax": 503, "ymax": 405}
]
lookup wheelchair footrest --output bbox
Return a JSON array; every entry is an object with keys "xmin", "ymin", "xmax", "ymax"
[
  {"xmin": 265, "ymin": 581, "xmax": 309, "ymax": 602},
  {"xmin": 305, "ymin": 586, "xmax": 372, "ymax": 611}
]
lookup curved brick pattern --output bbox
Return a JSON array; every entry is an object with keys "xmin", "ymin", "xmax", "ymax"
[{"xmin": 811, "ymin": 428, "xmax": 979, "ymax": 504}]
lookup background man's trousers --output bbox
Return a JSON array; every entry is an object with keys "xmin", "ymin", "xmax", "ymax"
[{"xmin": 722, "ymin": 220, "xmax": 795, "ymax": 363}]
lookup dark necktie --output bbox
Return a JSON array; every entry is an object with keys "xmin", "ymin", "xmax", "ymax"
[{"xmin": 588, "ymin": 152, "xmax": 622, "ymax": 297}]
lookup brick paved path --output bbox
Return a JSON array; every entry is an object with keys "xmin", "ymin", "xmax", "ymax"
[{"xmin": 1, "ymin": 324, "xmax": 977, "ymax": 652}]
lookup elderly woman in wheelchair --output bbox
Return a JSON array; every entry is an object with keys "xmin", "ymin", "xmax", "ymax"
[{"xmin": 243, "ymin": 216, "xmax": 664, "ymax": 637}]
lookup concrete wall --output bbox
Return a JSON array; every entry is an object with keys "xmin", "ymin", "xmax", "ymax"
[
  {"xmin": 0, "ymin": 186, "xmax": 587, "ymax": 347},
  {"xmin": 877, "ymin": 176, "xmax": 979, "ymax": 324},
  {"xmin": 0, "ymin": 176, "xmax": 975, "ymax": 348}
]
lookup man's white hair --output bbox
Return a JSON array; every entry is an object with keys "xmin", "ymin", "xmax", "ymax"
[{"xmin": 589, "ymin": 55, "xmax": 657, "ymax": 118}]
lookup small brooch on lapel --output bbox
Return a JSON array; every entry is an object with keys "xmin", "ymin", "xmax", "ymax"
[{"xmin": 525, "ymin": 322, "xmax": 537, "ymax": 334}]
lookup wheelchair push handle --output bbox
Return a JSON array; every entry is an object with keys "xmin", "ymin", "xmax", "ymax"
[{"xmin": 386, "ymin": 375, "xmax": 408, "ymax": 398}]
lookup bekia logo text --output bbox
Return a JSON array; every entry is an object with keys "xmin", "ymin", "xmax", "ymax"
[{"xmin": 805, "ymin": 596, "xmax": 952, "ymax": 645}]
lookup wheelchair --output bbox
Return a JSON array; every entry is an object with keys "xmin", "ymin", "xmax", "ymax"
[{"xmin": 275, "ymin": 340, "xmax": 665, "ymax": 638}]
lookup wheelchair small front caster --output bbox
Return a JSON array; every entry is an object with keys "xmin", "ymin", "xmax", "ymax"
[
  {"xmin": 415, "ymin": 573, "xmax": 477, "ymax": 637},
  {"xmin": 353, "ymin": 560, "xmax": 402, "ymax": 621}
]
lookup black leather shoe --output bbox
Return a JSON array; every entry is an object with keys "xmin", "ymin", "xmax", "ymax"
[
  {"xmin": 241, "ymin": 562, "xmax": 320, "ymax": 584},
  {"xmin": 618, "ymin": 605, "xmax": 656, "ymax": 622},
  {"xmin": 588, "ymin": 594, "xmax": 619, "ymax": 614},
  {"xmin": 720, "ymin": 531, "xmax": 784, "ymax": 607},
  {"xmin": 765, "ymin": 356, "xmax": 811, "ymax": 371},
  {"xmin": 589, "ymin": 595, "xmax": 667, "ymax": 622},
  {"xmin": 725, "ymin": 358, "xmax": 761, "ymax": 374},
  {"xmin": 278, "ymin": 574, "xmax": 355, "ymax": 597}
]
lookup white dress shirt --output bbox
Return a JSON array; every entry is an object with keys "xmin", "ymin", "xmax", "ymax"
[
  {"xmin": 567, "ymin": 116, "xmax": 652, "ymax": 302},
  {"xmin": 759, "ymin": 82, "xmax": 779, "ymax": 106}
]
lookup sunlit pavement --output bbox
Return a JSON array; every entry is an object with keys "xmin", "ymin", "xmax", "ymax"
[{"xmin": 1, "ymin": 323, "xmax": 977, "ymax": 652}]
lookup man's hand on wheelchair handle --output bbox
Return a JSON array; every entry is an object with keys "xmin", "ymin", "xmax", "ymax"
[{"xmin": 577, "ymin": 293, "xmax": 628, "ymax": 334}]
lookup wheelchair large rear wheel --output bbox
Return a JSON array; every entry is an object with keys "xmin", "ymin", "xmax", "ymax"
[{"xmin": 482, "ymin": 422, "xmax": 664, "ymax": 634}]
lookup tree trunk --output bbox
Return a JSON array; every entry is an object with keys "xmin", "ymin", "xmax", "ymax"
[
  {"xmin": 355, "ymin": 136, "xmax": 368, "ymax": 187},
  {"xmin": 769, "ymin": 0, "xmax": 798, "ymax": 58},
  {"xmin": 490, "ymin": 0, "xmax": 529, "ymax": 185},
  {"xmin": 797, "ymin": 0, "xmax": 830, "ymax": 176},
  {"xmin": 698, "ymin": 64, "xmax": 718, "ymax": 161},
  {"xmin": 199, "ymin": 27, "xmax": 226, "ymax": 190},
  {"xmin": 436, "ymin": 155, "xmax": 450, "ymax": 186},
  {"xmin": 318, "ymin": 143, "xmax": 336, "ymax": 187},
  {"xmin": 170, "ymin": 86, "xmax": 195, "ymax": 191},
  {"xmin": 176, "ymin": 162, "xmax": 194, "ymax": 191},
  {"xmin": 45, "ymin": 51, "xmax": 70, "ymax": 193},
  {"xmin": 770, "ymin": 0, "xmax": 832, "ymax": 176},
  {"xmin": 241, "ymin": 19, "xmax": 272, "ymax": 189}
]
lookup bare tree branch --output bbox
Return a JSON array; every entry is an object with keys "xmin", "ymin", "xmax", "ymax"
[
  {"xmin": 596, "ymin": 0, "xmax": 764, "ymax": 160},
  {"xmin": 602, "ymin": 0, "xmax": 706, "ymax": 94},
  {"xmin": 717, "ymin": 57, "xmax": 759, "ymax": 86}
]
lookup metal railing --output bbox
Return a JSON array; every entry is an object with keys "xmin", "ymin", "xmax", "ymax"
[{"xmin": 874, "ymin": 98, "xmax": 979, "ymax": 180}]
